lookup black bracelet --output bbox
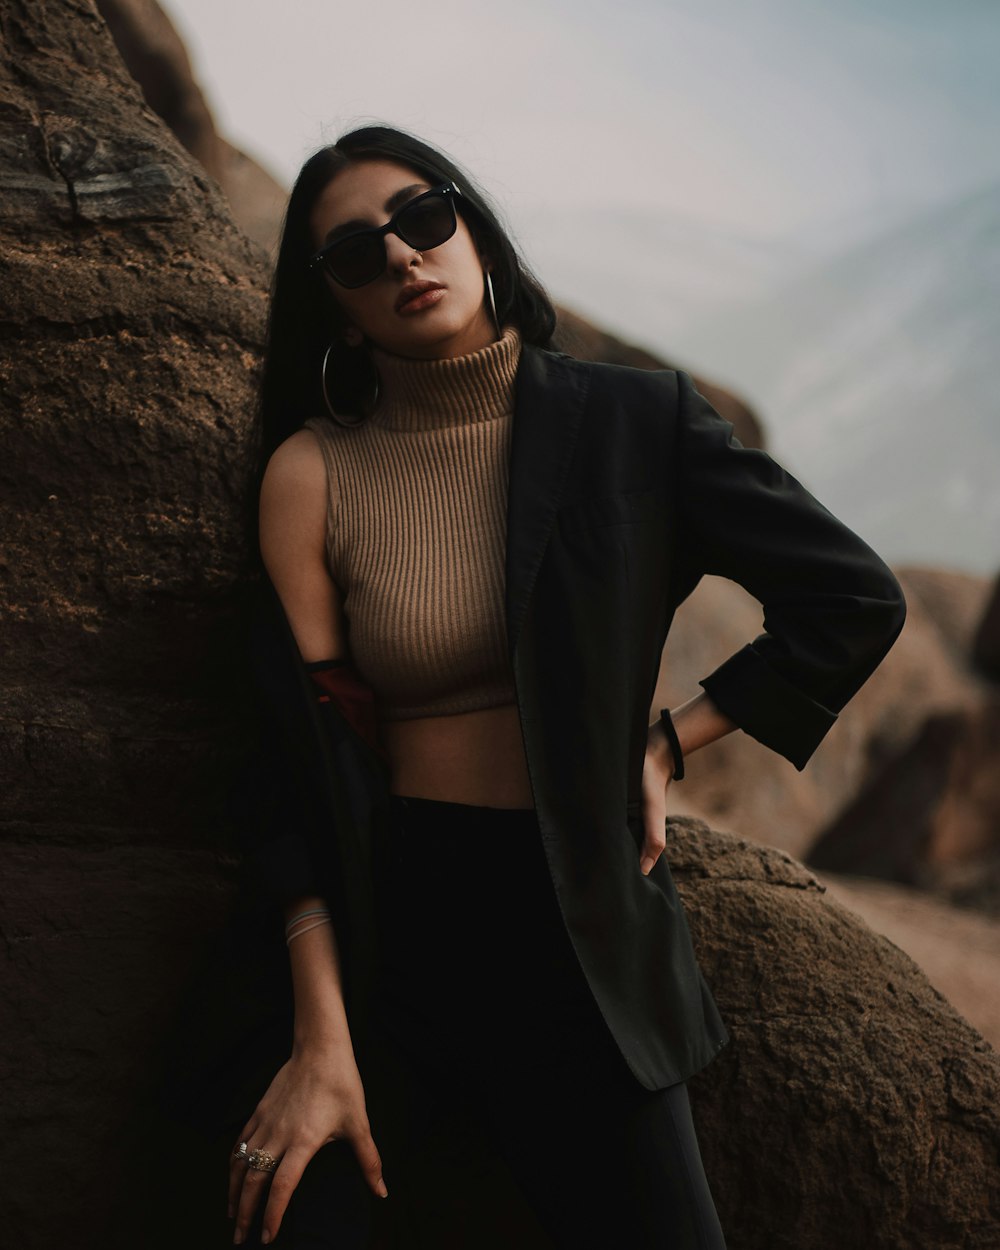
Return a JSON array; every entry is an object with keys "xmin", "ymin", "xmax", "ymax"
[{"xmin": 658, "ymin": 708, "xmax": 685, "ymax": 781}]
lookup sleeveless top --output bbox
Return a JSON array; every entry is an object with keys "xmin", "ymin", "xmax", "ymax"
[{"xmin": 302, "ymin": 324, "xmax": 522, "ymax": 721}]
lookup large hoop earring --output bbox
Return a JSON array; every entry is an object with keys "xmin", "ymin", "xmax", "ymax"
[
  {"xmin": 320, "ymin": 344, "xmax": 376, "ymax": 427},
  {"xmin": 485, "ymin": 270, "xmax": 500, "ymax": 336}
]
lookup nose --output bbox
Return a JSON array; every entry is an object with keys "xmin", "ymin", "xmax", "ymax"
[{"xmin": 384, "ymin": 230, "xmax": 421, "ymax": 273}]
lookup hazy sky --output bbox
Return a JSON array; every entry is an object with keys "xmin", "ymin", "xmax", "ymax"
[
  {"xmin": 155, "ymin": 1, "xmax": 998, "ymax": 573},
  {"xmin": 160, "ymin": 0, "xmax": 999, "ymax": 248}
]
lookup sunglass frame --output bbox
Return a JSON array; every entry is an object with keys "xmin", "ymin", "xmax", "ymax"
[{"xmin": 308, "ymin": 182, "xmax": 463, "ymax": 288}]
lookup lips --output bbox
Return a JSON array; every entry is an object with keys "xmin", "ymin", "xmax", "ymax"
[{"xmin": 395, "ymin": 281, "xmax": 445, "ymax": 312}]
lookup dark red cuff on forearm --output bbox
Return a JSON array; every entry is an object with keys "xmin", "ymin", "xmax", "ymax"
[{"xmin": 305, "ymin": 659, "xmax": 384, "ymax": 760}]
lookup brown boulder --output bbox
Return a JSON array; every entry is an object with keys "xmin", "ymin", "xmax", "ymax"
[
  {"xmin": 818, "ymin": 871, "xmax": 1000, "ymax": 1051},
  {"xmin": 801, "ymin": 567, "xmax": 1000, "ymax": 918},
  {"xmin": 671, "ymin": 818, "xmax": 999, "ymax": 1249},
  {"xmin": 900, "ymin": 565, "xmax": 998, "ymax": 671},
  {"xmin": 95, "ymin": 0, "xmax": 288, "ymax": 254},
  {"xmin": 94, "ymin": 0, "xmax": 224, "ymax": 179},
  {"xmin": 0, "ymin": 0, "xmax": 266, "ymax": 833},
  {"xmin": 1, "ymin": 0, "xmax": 265, "ymax": 1242},
  {"xmin": 809, "ymin": 696, "xmax": 1000, "ymax": 918}
]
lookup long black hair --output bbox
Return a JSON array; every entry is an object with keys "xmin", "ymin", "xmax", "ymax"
[{"xmin": 246, "ymin": 126, "xmax": 557, "ymax": 549}]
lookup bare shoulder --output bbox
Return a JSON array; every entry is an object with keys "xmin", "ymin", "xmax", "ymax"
[
  {"xmin": 258, "ymin": 431, "xmax": 327, "ymax": 572},
  {"xmin": 259, "ymin": 429, "xmax": 333, "ymax": 543},
  {"xmin": 261, "ymin": 427, "xmax": 329, "ymax": 501},
  {"xmin": 259, "ymin": 427, "xmax": 347, "ymax": 661}
]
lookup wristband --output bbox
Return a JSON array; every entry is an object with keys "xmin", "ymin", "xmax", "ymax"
[
  {"xmin": 306, "ymin": 658, "xmax": 384, "ymax": 759},
  {"xmin": 286, "ymin": 917, "xmax": 332, "ymax": 946},
  {"xmin": 658, "ymin": 707, "xmax": 685, "ymax": 781},
  {"xmin": 284, "ymin": 906, "xmax": 330, "ymax": 935}
]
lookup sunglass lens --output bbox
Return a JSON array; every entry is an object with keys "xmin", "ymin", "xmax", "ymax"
[
  {"xmin": 320, "ymin": 189, "xmax": 457, "ymax": 287},
  {"xmin": 326, "ymin": 234, "xmax": 384, "ymax": 288},
  {"xmin": 397, "ymin": 193, "xmax": 457, "ymax": 250}
]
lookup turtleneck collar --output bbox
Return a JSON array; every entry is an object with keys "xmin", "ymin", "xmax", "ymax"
[{"xmin": 369, "ymin": 324, "xmax": 522, "ymax": 432}]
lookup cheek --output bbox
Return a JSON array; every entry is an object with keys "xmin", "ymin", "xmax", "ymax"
[
  {"xmin": 442, "ymin": 236, "xmax": 485, "ymax": 295},
  {"xmin": 444, "ymin": 218, "xmax": 483, "ymax": 268}
]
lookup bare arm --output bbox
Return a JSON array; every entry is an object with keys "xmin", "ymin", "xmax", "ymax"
[
  {"xmin": 258, "ymin": 429, "xmax": 359, "ymax": 1051},
  {"xmin": 229, "ymin": 431, "xmax": 388, "ymax": 1246},
  {"xmin": 281, "ymin": 893, "xmax": 354, "ymax": 1054},
  {"xmin": 638, "ymin": 693, "xmax": 738, "ymax": 875}
]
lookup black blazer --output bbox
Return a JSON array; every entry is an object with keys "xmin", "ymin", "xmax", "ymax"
[{"xmin": 234, "ymin": 342, "xmax": 907, "ymax": 1097}]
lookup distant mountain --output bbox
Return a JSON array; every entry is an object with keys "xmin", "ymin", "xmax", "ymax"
[{"xmin": 678, "ymin": 182, "xmax": 1000, "ymax": 575}]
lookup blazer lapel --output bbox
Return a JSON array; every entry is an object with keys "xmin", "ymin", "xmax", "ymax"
[{"xmin": 505, "ymin": 343, "xmax": 592, "ymax": 659}]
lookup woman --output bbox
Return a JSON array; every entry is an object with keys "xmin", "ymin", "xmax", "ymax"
[{"xmin": 225, "ymin": 124, "xmax": 907, "ymax": 1248}]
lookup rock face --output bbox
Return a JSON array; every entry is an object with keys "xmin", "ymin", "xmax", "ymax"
[
  {"xmin": 902, "ymin": 566, "xmax": 998, "ymax": 672},
  {"xmin": 0, "ymin": 0, "xmax": 267, "ymax": 829},
  {"xmin": 95, "ymin": 0, "xmax": 289, "ymax": 254},
  {"xmin": 804, "ymin": 566, "xmax": 1000, "ymax": 918},
  {"xmin": 819, "ymin": 871, "xmax": 1000, "ymax": 1052},
  {"xmin": 670, "ymin": 818, "xmax": 1000, "ymax": 1250},
  {"xmin": 810, "ymin": 695, "xmax": 1000, "ymax": 916},
  {"xmin": 0, "ymin": 0, "xmax": 266, "ymax": 1243}
]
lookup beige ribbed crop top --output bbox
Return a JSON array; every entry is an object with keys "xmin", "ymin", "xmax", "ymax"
[{"xmin": 302, "ymin": 324, "xmax": 522, "ymax": 722}]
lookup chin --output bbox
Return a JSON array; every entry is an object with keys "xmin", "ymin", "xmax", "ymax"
[{"xmin": 386, "ymin": 309, "xmax": 489, "ymax": 358}]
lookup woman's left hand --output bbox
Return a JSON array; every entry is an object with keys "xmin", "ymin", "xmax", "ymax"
[{"xmin": 639, "ymin": 719, "xmax": 678, "ymax": 875}]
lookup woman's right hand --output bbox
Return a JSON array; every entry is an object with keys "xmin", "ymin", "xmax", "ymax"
[{"xmin": 228, "ymin": 1047, "xmax": 388, "ymax": 1245}]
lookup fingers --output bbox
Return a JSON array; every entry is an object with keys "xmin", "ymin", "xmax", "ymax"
[
  {"xmin": 350, "ymin": 1118, "xmax": 389, "ymax": 1199},
  {"xmin": 233, "ymin": 1147, "xmax": 278, "ymax": 1245},
  {"xmin": 640, "ymin": 808, "xmax": 667, "ymax": 876},
  {"xmin": 227, "ymin": 1120, "xmax": 259, "ymax": 1218},
  {"xmin": 228, "ymin": 1125, "xmax": 385, "ymax": 1240},
  {"xmin": 640, "ymin": 726, "xmax": 674, "ymax": 877},
  {"xmin": 231, "ymin": 1128, "xmax": 387, "ymax": 1245},
  {"xmin": 259, "ymin": 1145, "xmax": 312, "ymax": 1245}
]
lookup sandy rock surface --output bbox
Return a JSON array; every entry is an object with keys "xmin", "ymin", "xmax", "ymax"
[
  {"xmin": 669, "ymin": 817, "xmax": 1000, "ymax": 1250},
  {"xmin": 816, "ymin": 870, "xmax": 1000, "ymax": 1050},
  {"xmin": 1, "ymin": 1, "xmax": 266, "ymax": 1244},
  {"xmin": 95, "ymin": 0, "xmax": 288, "ymax": 254}
]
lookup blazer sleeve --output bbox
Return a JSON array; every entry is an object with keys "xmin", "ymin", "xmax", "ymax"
[
  {"xmin": 230, "ymin": 574, "xmax": 391, "ymax": 978},
  {"xmin": 228, "ymin": 581, "xmax": 335, "ymax": 909},
  {"xmin": 671, "ymin": 369, "xmax": 907, "ymax": 770}
]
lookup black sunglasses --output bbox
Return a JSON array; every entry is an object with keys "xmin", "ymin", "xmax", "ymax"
[{"xmin": 308, "ymin": 182, "xmax": 463, "ymax": 289}]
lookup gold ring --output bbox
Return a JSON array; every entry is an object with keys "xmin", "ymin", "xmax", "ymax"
[{"xmin": 247, "ymin": 1148, "xmax": 278, "ymax": 1174}]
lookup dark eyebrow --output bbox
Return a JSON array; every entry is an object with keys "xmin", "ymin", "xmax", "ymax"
[
  {"xmin": 323, "ymin": 183, "xmax": 430, "ymax": 244},
  {"xmin": 384, "ymin": 183, "xmax": 431, "ymax": 215}
]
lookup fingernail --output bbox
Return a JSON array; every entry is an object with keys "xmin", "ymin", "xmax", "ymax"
[
  {"xmin": 378, "ymin": 1178, "xmax": 389, "ymax": 1198},
  {"xmin": 233, "ymin": 1230, "xmax": 244, "ymax": 1246},
  {"xmin": 262, "ymin": 1232, "xmax": 271, "ymax": 1245},
  {"xmin": 640, "ymin": 856, "xmax": 653, "ymax": 875},
  {"xmin": 227, "ymin": 1204, "xmax": 234, "ymax": 1220}
]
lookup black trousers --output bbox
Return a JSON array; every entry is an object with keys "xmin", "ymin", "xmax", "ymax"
[{"xmin": 254, "ymin": 794, "xmax": 727, "ymax": 1249}]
